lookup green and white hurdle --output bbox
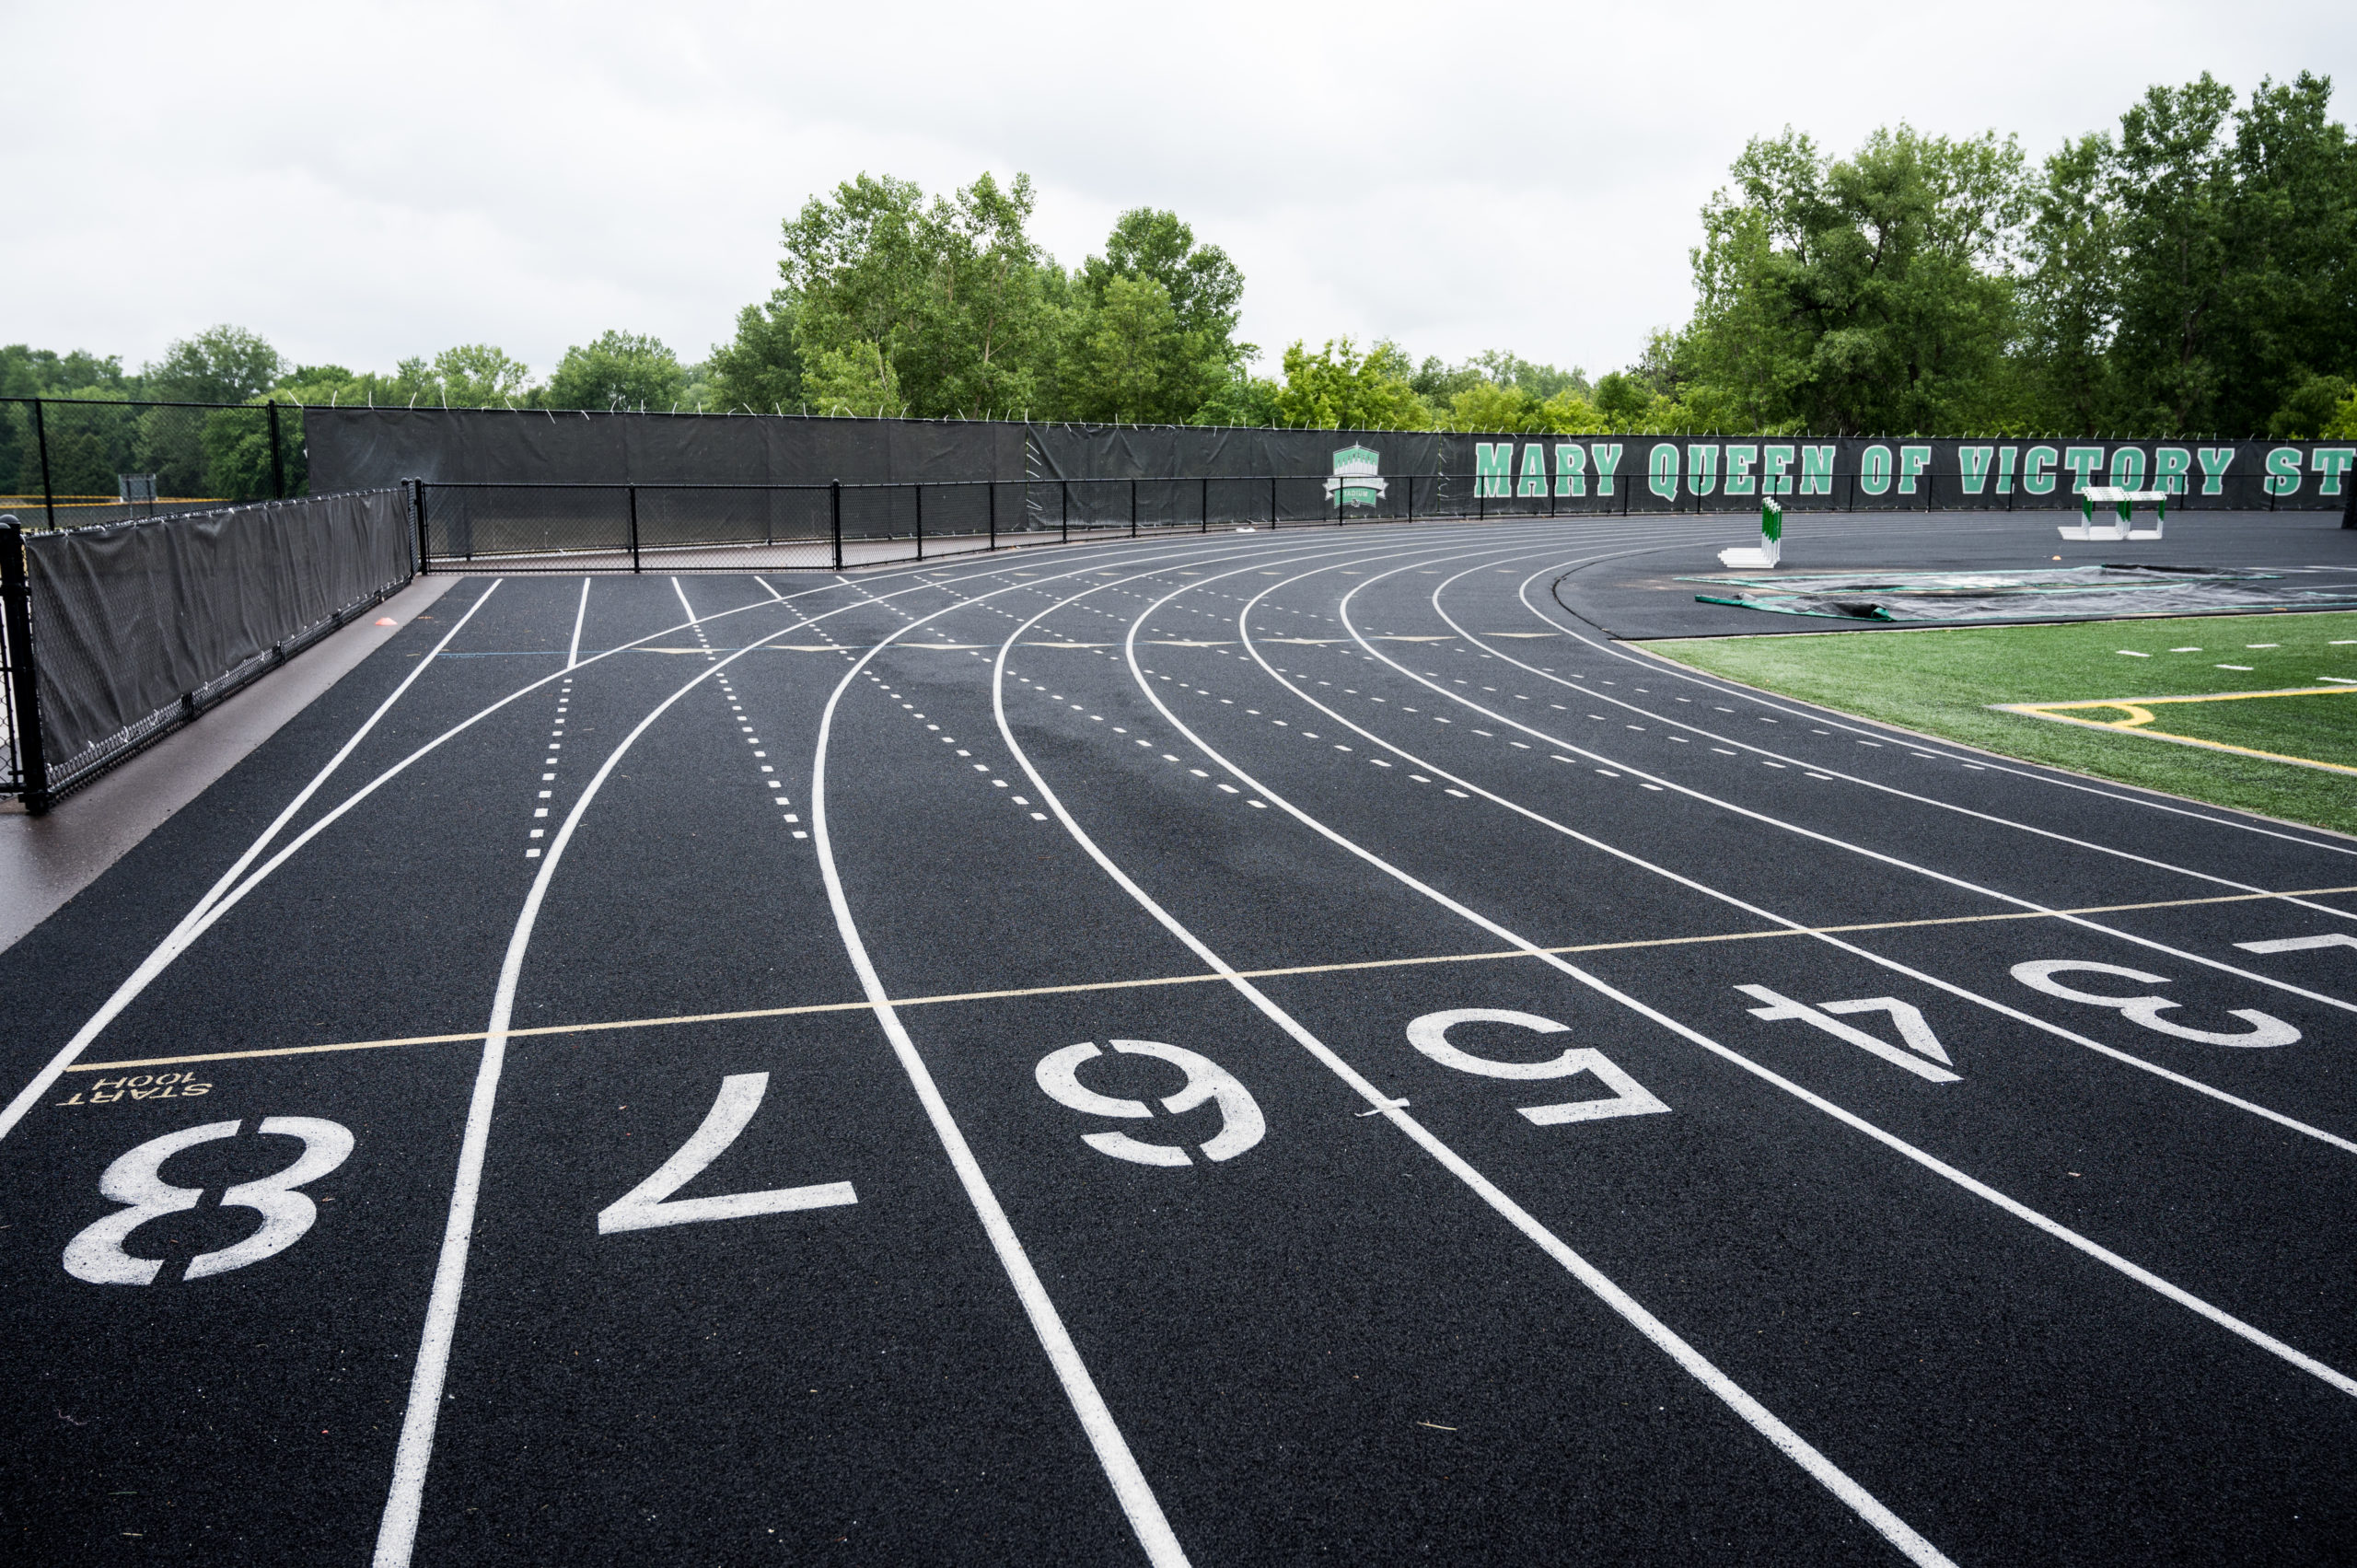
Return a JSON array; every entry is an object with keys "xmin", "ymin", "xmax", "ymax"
[
  {"xmin": 1718, "ymin": 496, "xmax": 1783, "ymax": 568},
  {"xmin": 2060, "ymin": 485, "xmax": 2167, "ymax": 541}
]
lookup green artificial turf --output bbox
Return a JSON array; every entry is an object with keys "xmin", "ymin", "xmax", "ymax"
[{"xmin": 1641, "ymin": 611, "xmax": 2357, "ymax": 838}]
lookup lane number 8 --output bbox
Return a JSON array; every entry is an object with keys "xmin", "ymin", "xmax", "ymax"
[{"xmin": 64, "ymin": 1118, "xmax": 354, "ymax": 1285}]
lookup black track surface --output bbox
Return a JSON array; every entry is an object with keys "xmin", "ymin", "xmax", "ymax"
[{"xmin": 6, "ymin": 515, "xmax": 2357, "ymax": 1566}]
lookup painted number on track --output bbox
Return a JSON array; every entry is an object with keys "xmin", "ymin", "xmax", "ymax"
[
  {"xmin": 599, "ymin": 1073, "xmax": 856, "ymax": 1233},
  {"xmin": 1736, "ymin": 986, "xmax": 1959, "ymax": 1082},
  {"xmin": 2012, "ymin": 960, "xmax": 2301, "ymax": 1047},
  {"xmin": 64, "ymin": 1117, "xmax": 354, "ymax": 1285},
  {"xmin": 1405, "ymin": 1009, "xmax": 1669, "ymax": 1125},
  {"xmin": 1035, "ymin": 1040, "xmax": 1266, "ymax": 1167}
]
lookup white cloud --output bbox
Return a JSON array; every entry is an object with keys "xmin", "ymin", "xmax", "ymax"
[{"xmin": 5, "ymin": 0, "xmax": 2351, "ymax": 382}]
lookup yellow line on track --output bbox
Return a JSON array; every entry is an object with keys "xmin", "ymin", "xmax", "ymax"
[{"xmin": 67, "ymin": 884, "xmax": 2357, "ymax": 1073}]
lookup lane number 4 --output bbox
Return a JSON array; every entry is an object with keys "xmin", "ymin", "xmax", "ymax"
[
  {"xmin": 599, "ymin": 1073, "xmax": 856, "ymax": 1234},
  {"xmin": 1405, "ymin": 1009, "xmax": 1669, "ymax": 1125},
  {"xmin": 1736, "ymin": 986, "xmax": 1959, "ymax": 1084},
  {"xmin": 64, "ymin": 1118, "xmax": 354, "ymax": 1285}
]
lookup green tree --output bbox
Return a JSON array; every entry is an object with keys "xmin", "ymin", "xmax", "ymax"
[
  {"xmin": 1679, "ymin": 125, "xmax": 2026, "ymax": 434},
  {"xmin": 143, "ymin": 325, "xmax": 284, "ymax": 403},
  {"xmin": 2104, "ymin": 75, "xmax": 2240, "ymax": 433},
  {"xmin": 1066, "ymin": 273, "xmax": 1185, "ymax": 424},
  {"xmin": 1189, "ymin": 365, "xmax": 1283, "ymax": 426},
  {"xmin": 1069, "ymin": 208, "xmax": 1248, "ymax": 422},
  {"xmin": 707, "ymin": 291, "xmax": 805, "ymax": 412},
  {"xmin": 783, "ymin": 171, "xmax": 1064, "ymax": 419},
  {"xmin": 2018, "ymin": 133, "xmax": 2119, "ymax": 433},
  {"xmin": 1271, "ymin": 339, "xmax": 1429, "ymax": 429},
  {"xmin": 544, "ymin": 331, "xmax": 688, "ymax": 411}
]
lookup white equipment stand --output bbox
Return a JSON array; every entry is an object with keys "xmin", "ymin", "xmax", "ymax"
[
  {"xmin": 2060, "ymin": 486, "xmax": 2168, "ymax": 541},
  {"xmin": 1718, "ymin": 496, "xmax": 1783, "ymax": 568}
]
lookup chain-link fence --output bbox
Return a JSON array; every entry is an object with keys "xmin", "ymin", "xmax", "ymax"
[{"xmin": 0, "ymin": 397, "xmax": 303, "ymax": 529}]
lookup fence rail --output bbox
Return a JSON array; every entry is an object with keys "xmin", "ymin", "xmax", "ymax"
[{"xmin": 412, "ymin": 460, "xmax": 2342, "ymax": 575}]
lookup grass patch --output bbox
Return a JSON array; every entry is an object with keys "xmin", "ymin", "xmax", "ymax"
[{"xmin": 1641, "ymin": 611, "xmax": 2357, "ymax": 837}]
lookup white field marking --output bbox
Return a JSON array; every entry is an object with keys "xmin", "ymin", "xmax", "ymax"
[
  {"xmin": 0, "ymin": 552, "xmax": 1118, "ymax": 1149},
  {"xmin": 672, "ymin": 577, "xmax": 699, "ymax": 624},
  {"xmin": 813, "ymin": 543, "xmax": 1327, "ymax": 1568},
  {"xmin": 1469, "ymin": 576, "xmax": 2357, "ymax": 921},
  {"xmin": 984, "ymin": 558, "xmax": 1959, "ymax": 1568},
  {"xmin": 1128, "ymin": 562, "xmax": 2357, "ymax": 1409},
  {"xmin": 1228, "ymin": 546, "xmax": 2357, "ymax": 1156},
  {"xmin": 1348, "ymin": 558, "xmax": 2357, "ymax": 1016},
  {"xmin": 598, "ymin": 1074, "xmax": 856, "ymax": 1233},
  {"xmin": 566, "ymin": 577, "xmax": 590, "ymax": 668},
  {"xmin": 1538, "ymin": 585, "xmax": 2357, "ymax": 865},
  {"xmin": 0, "ymin": 580, "xmax": 507, "ymax": 1144},
  {"xmin": 373, "ymin": 598, "xmax": 868, "ymax": 1568}
]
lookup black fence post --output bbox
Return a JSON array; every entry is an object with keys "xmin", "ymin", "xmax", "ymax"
[
  {"xmin": 1061, "ymin": 481, "xmax": 1069, "ymax": 544},
  {"xmin": 914, "ymin": 483, "xmax": 924, "ymax": 561},
  {"xmin": 1406, "ymin": 473, "xmax": 1415, "ymax": 523},
  {"xmin": 1, "ymin": 520, "xmax": 47, "ymax": 812},
  {"xmin": 31, "ymin": 400, "xmax": 54, "ymax": 530},
  {"xmin": 410, "ymin": 479, "xmax": 430, "ymax": 574},
  {"xmin": 1201, "ymin": 476, "xmax": 1209, "ymax": 533},
  {"xmin": 988, "ymin": 481, "xmax": 998, "ymax": 551},
  {"xmin": 627, "ymin": 484, "xmax": 641, "ymax": 574},
  {"xmin": 1269, "ymin": 474, "xmax": 1278, "ymax": 530},
  {"xmin": 1130, "ymin": 479, "xmax": 1138, "ymax": 540},
  {"xmin": 267, "ymin": 401, "xmax": 285, "ymax": 500},
  {"xmin": 830, "ymin": 481, "xmax": 843, "ymax": 570}
]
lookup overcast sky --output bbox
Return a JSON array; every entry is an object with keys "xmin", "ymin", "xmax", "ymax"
[{"xmin": 7, "ymin": 0, "xmax": 2353, "ymax": 389}]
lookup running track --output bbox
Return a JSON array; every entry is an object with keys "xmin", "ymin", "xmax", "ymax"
[{"xmin": 6, "ymin": 513, "xmax": 2357, "ymax": 1565}]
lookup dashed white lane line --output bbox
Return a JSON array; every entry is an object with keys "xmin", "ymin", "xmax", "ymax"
[{"xmin": 527, "ymin": 675, "xmax": 573, "ymax": 857}]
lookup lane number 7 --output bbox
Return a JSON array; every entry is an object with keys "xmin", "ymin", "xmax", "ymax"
[{"xmin": 599, "ymin": 1074, "xmax": 856, "ymax": 1234}]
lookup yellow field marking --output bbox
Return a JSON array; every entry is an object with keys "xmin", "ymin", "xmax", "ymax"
[
  {"xmin": 1993, "ymin": 684, "xmax": 2357, "ymax": 776},
  {"xmin": 66, "ymin": 884, "xmax": 2357, "ymax": 1073}
]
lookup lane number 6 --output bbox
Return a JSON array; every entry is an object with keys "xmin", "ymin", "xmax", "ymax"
[{"xmin": 1035, "ymin": 1040, "xmax": 1266, "ymax": 1167}]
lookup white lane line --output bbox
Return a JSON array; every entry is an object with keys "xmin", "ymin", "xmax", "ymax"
[
  {"xmin": 0, "ymin": 579, "xmax": 507, "ymax": 1144},
  {"xmin": 566, "ymin": 577, "xmax": 590, "ymax": 668},
  {"xmin": 812, "ymin": 551, "xmax": 1340, "ymax": 1568},
  {"xmin": 1347, "ymin": 569, "xmax": 2357, "ymax": 1018},
  {"xmin": 1228, "ymin": 546, "xmax": 2357, "ymax": 1156},
  {"xmin": 0, "ymin": 553, "xmax": 1148, "ymax": 1148},
  {"xmin": 983, "ymin": 561, "xmax": 1956, "ymax": 1568},
  {"xmin": 1464, "ymin": 575, "xmax": 2357, "ymax": 924},
  {"xmin": 375, "ymin": 603, "xmax": 842, "ymax": 1568},
  {"xmin": 672, "ymin": 577, "xmax": 699, "ymax": 624},
  {"xmin": 1184, "ymin": 559, "xmax": 2357, "ymax": 1392},
  {"xmin": 1536, "ymin": 589, "xmax": 2357, "ymax": 865}
]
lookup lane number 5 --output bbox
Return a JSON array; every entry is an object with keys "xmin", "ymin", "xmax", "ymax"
[{"xmin": 1406, "ymin": 1009, "xmax": 1669, "ymax": 1125}]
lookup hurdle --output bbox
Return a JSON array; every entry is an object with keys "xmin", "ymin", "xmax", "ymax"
[
  {"xmin": 2060, "ymin": 485, "xmax": 2168, "ymax": 541},
  {"xmin": 1718, "ymin": 496, "xmax": 1783, "ymax": 568}
]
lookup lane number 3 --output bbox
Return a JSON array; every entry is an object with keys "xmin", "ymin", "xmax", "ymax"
[{"xmin": 64, "ymin": 1118, "xmax": 354, "ymax": 1285}]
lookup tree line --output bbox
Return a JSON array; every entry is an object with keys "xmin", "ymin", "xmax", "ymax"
[{"xmin": 8, "ymin": 65, "xmax": 2354, "ymax": 477}]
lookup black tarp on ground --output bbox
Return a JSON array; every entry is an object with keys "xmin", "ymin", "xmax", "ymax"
[{"xmin": 26, "ymin": 489, "xmax": 414, "ymax": 790}]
